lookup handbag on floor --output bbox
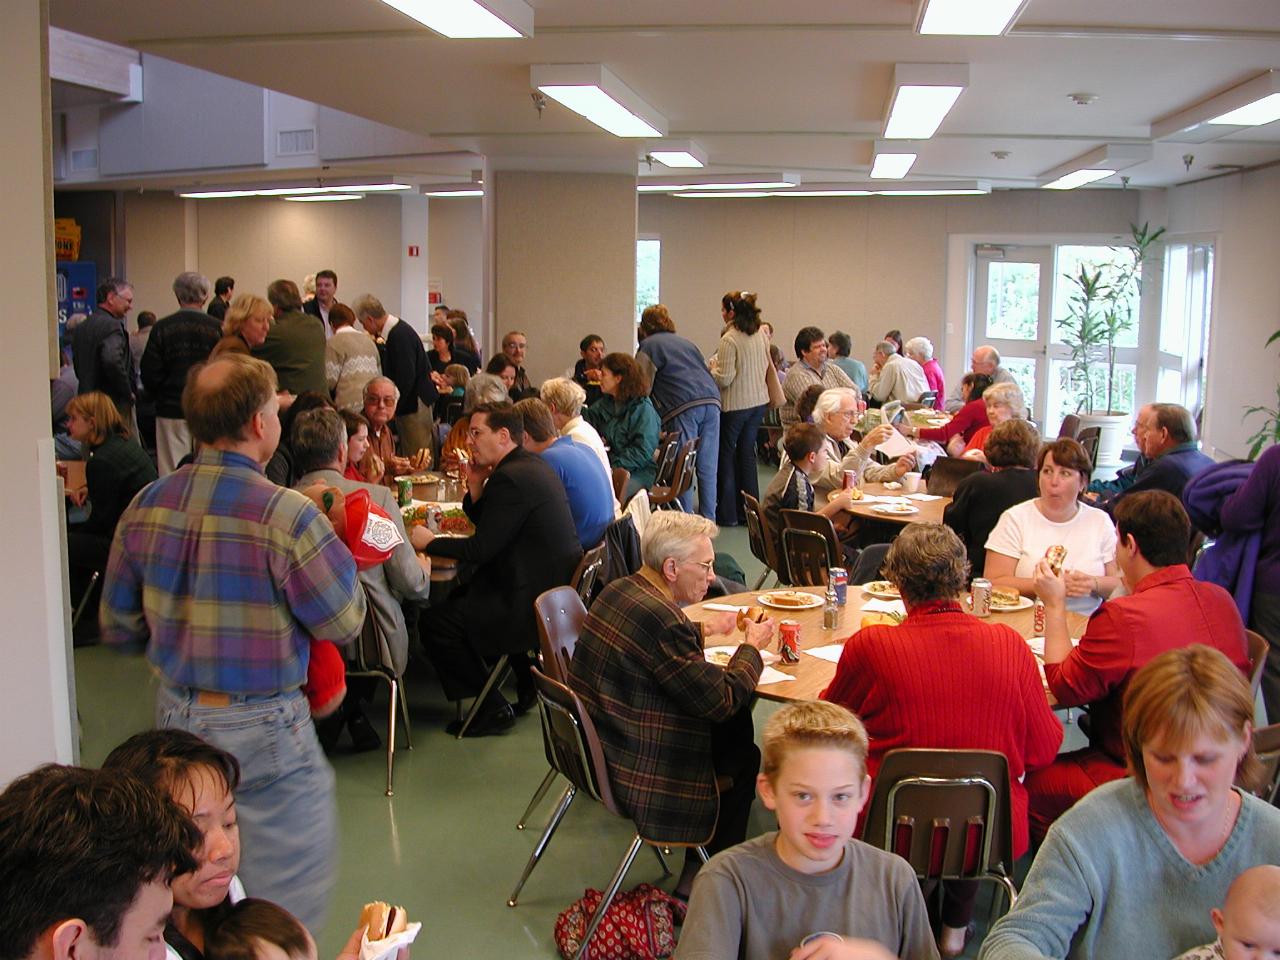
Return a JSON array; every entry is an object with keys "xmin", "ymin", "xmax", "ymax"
[{"xmin": 553, "ymin": 883, "xmax": 686, "ymax": 959}]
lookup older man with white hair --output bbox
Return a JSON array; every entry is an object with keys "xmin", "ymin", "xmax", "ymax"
[
  {"xmin": 904, "ymin": 336, "xmax": 945, "ymax": 411},
  {"xmin": 868, "ymin": 339, "xmax": 929, "ymax": 406},
  {"xmin": 944, "ymin": 344, "xmax": 1016, "ymax": 412}
]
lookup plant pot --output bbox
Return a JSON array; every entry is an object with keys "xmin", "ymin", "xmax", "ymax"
[{"xmin": 1077, "ymin": 412, "xmax": 1131, "ymax": 470}]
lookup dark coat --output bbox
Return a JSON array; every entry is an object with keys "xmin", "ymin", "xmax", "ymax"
[
  {"xmin": 426, "ymin": 446, "xmax": 581, "ymax": 656},
  {"xmin": 943, "ymin": 466, "xmax": 1040, "ymax": 577},
  {"xmin": 139, "ymin": 308, "xmax": 221, "ymax": 419},
  {"xmin": 73, "ymin": 308, "xmax": 134, "ymax": 407},
  {"xmin": 252, "ymin": 311, "xmax": 327, "ymax": 395},
  {"xmin": 1099, "ymin": 442, "xmax": 1216, "ymax": 513},
  {"xmin": 568, "ymin": 573, "xmax": 762, "ymax": 843},
  {"xmin": 380, "ymin": 319, "xmax": 438, "ymax": 417}
]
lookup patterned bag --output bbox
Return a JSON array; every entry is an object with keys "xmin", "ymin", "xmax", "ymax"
[{"xmin": 553, "ymin": 883, "xmax": 686, "ymax": 959}]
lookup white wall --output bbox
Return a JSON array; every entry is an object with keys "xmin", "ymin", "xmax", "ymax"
[
  {"xmin": 1139, "ymin": 167, "xmax": 1280, "ymax": 460},
  {"xmin": 427, "ymin": 196, "xmax": 483, "ymax": 341}
]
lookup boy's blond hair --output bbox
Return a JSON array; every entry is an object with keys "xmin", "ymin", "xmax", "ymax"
[{"xmin": 761, "ymin": 701, "xmax": 869, "ymax": 780}]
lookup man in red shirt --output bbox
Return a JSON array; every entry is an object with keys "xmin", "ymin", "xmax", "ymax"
[{"xmin": 1026, "ymin": 489, "xmax": 1248, "ymax": 838}]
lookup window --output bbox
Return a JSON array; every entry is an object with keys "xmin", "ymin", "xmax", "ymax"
[
  {"xmin": 636, "ymin": 238, "xmax": 660, "ymax": 322},
  {"xmin": 1157, "ymin": 242, "xmax": 1213, "ymax": 415}
]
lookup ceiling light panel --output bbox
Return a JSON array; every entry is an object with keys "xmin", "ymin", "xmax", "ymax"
[
  {"xmin": 665, "ymin": 180, "xmax": 990, "ymax": 199},
  {"xmin": 1037, "ymin": 143, "xmax": 1150, "ymax": 190},
  {"xmin": 283, "ymin": 194, "xmax": 362, "ymax": 202},
  {"xmin": 1041, "ymin": 169, "xmax": 1115, "ymax": 191},
  {"xmin": 178, "ymin": 182, "xmax": 412, "ymax": 199},
  {"xmin": 637, "ymin": 172, "xmax": 800, "ymax": 193},
  {"xmin": 647, "ymin": 140, "xmax": 707, "ymax": 168},
  {"xmin": 915, "ymin": 0, "xmax": 1029, "ymax": 36},
  {"xmin": 883, "ymin": 63, "xmax": 969, "ymax": 139},
  {"xmin": 532, "ymin": 64, "xmax": 667, "ymax": 138},
  {"xmin": 1153, "ymin": 71, "xmax": 1280, "ymax": 143},
  {"xmin": 378, "ymin": 0, "xmax": 533, "ymax": 38},
  {"xmin": 870, "ymin": 139, "xmax": 921, "ymax": 180}
]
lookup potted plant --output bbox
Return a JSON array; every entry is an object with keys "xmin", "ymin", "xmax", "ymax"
[
  {"xmin": 1056, "ymin": 222, "xmax": 1166, "ymax": 467},
  {"xmin": 1244, "ymin": 328, "xmax": 1280, "ymax": 459}
]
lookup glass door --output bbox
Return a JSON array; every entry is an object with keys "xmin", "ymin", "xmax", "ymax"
[{"xmin": 972, "ymin": 245, "xmax": 1053, "ymax": 425}]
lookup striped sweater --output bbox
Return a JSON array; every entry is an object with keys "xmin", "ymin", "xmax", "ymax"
[{"xmin": 711, "ymin": 326, "xmax": 770, "ymax": 412}]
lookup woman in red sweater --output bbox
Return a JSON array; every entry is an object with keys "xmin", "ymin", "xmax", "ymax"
[
  {"xmin": 907, "ymin": 372, "xmax": 992, "ymax": 456},
  {"xmin": 822, "ymin": 522, "xmax": 1062, "ymax": 958}
]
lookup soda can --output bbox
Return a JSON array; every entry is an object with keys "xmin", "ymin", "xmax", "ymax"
[
  {"xmin": 970, "ymin": 578, "xmax": 992, "ymax": 618},
  {"xmin": 396, "ymin": 476, "xmax": 413, "ymax": 507},
  {"xmin": 842, "ymin": 469, "xmax": 858, "ymax": 490},
  {"xmin": 1033, "ymin": 599, "xmax": 1047, "ymax": 635},
  {"xmin": 830, "ymin": 568, "xmax": 849, "ymax": 606},
  {"xmin": 779, "ymin": 619, "xmax": 801, "ymax": 663}
]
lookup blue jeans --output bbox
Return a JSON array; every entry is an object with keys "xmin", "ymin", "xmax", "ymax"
[
  {"xmin": 156, "ymin": 685, "xmax": 337, "ymax": 934},
  {"xmin": 717, "ymin": 404, "xmax": 766, "ymax": 526},
  {"xmin": 666, "ymin": 402, "xmax": 720, "ymax": 518}
]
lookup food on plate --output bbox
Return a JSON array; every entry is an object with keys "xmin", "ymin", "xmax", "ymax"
[
  {"xmin": 862, "ymin": 581, "xmax": 900, "ymax": 598},
  {"xmin": 881, "ymin": 481, "xmax": 901, "ymax": 491},
  {"xmin": 761, "ymin": 591, "xmax": 816, "ymax": 608},
  {"xmin": 991, "ymin": 586, "xmax": 1023, "ymax": 609},
  {"xmin": 736, "ymin": 605, "xmax": 767, "ymax": 632},
  {"xmin": 706, "ymin": 649, "xmax": 733, "ymax": 666},
  {"xmin": 409, "ymin": 447, "xmax": 432, "ymax": 472},
  {"xmin": 401, "ymin": 504, "xmax": 430, "ymax": 528},
  {"xmin": 847, "ymin": 486, "xmax": 864, "ymax": 501},
  {"xmin": 860, "ymin": 612, "xmax": 903, "ymax": 628},
  {"xmin": 1045, "ymin": 544, "xmax": 1068, "ymax": 576},
  {"xmin": 438, "ymin": 507, "xmax": 474, "ymax": 535},
  {"xmin": 360, "ymin": 902, "xmax": 408, "ymax": 941}
]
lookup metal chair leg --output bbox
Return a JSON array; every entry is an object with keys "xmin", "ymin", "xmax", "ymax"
[
  {"xmin": 71, "ymin": 570, "xmax": 101, "ymax": 629},
  {"xmin": 651, "ymin": 844, "xmax": 671, "ymax": 878},
  {"xmin": 573, "ymin": 835, "xmax": 645, "ymax": 960},
  {"xmin": 751, "ymin": 568, "xmax": 770, "ymax": 590},
  {"xmin": 384, "ymin": 677, "xmax": 398, "ymax": 797},
  {"xmin": 456, "ymin": 655, "xmax": 510, "ymax": 739},
  {"xmin": 507, "ymin": 784, "xmax": 576, "ymax": 906},
  {"xmin": 694, "ymin": 845, "xmax": 710, "ymax": 864},
  {"xmin": 516, "ymin": 768, "xmax": 558, "ymax": 830}
]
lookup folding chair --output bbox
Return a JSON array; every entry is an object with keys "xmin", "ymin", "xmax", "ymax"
[
  {"xmin": 924, "ymin": 457, "xmax": 984, "ymax": 498},
  {"xmin": 1076, "ymin": 427, "xmax": 1101, "ymax": 467},
  {"xmin": 1057, "ymin": 414, "xmax": 1081, "ymax": 439},
  {"xmin": 508, "ymin": 668, "xmax": 709, "ymax": 960},
  {"xmin": 346, "ymin": 583, "xmax": 413, "ymax": 796},
  {"xmin": 650, "ymin": 438, "xmax": 698, "ymax": 510},
  {"xmin": 781, "ymin": 527, "xmax": 831, "ymax": 587},
  {"xmin": 861, "ymin": 749, "xmax": 1020, "ymax": 917},
  {"xmin": 742, "ymin": 493, "xmax": 783, "ymax": 589}
]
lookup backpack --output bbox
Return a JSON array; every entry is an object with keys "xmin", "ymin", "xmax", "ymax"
[{"xmin": 553, "ymin": 883, "xmax": 686, "ymax": 959}]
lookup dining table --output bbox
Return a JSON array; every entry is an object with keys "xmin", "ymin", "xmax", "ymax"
[
  {"xmin": 844, "ymin": 480, "xmax": 950, "ymax": 526},
  {"xmin": 401, "ymin": 496, "xmax": 472, "ymax": 583},
  {"xmin": 685, "ymin": 586, "xmax": 1089, "ymax": 705}
]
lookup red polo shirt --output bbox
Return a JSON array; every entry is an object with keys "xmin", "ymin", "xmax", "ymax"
[{"xmin": 1044, "ymin": 564, "xmax": 1248, "ymax": 762}]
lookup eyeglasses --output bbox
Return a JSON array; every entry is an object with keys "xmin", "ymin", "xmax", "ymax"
[
  {"xmin": 369, "ymin": 396, "xmax": 397, "ymax": 407},
  {"xmin": 680, "ymin": 558, "xmax": 716, "ymax": 574}
]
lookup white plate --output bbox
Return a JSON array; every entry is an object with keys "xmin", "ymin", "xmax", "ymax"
[
  {"xmin": 872, "ymin": 503, "xmax": 919, "ymax": 516},
  {"xmin": 967, "ymin": 593, "xmax": 1034, "ymax": 612},
  {"xmin": 860, "ymin": 581, "xmax": 901, "ymax": 600},
  {"xmin": 705, "ymin": 645, "xmax": 779, "ymax": 666},
  {"xmin": 758, "ymin": 591, "xmax": 824, "ymax": 611}
]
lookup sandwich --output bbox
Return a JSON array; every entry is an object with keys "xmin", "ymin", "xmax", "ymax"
[
  {"xmin": 991, "ymin": 586, "xmax": 1022, "ymax": 608},
  {"xmin": 764, "ymin": 591, "xmax": 811, "ymax": 608},
  {"xmin": 360, "ymin": 902, "xmax": 408, "ymax": 941},
  {"xmin": 1045, "ymin": 544, "xmax": 1068, "ymax": 576},
  {"xmin": 736, "ymin": 605, "xmax": 767, "ymax": 632},
  {"xmin": 409, "ymin": 448, "xmax": 432, "ymax": 472}
]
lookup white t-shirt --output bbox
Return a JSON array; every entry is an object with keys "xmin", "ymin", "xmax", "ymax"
[{"xmin": 985, "ymin": 498, "xmax": 1116, "ymax": 614}]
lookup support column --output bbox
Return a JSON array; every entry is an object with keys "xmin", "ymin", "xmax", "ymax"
[
  {"xmin": 400, "ymin": 193, "xmax": 429, "ymax": 335},
  {"xmin": 490, "ymin": 171, "xmax": 637, "ymax": 384},
  {"xmin": 0, "ymin": 0, "xmax": 77, "ymax": 782}
]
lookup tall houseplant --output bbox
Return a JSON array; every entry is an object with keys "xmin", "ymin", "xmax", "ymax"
[{"xmin": 1244, "ymin": 328, "xmax": 1280, "ymax": 459}]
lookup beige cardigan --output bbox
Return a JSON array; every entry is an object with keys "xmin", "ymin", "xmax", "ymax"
[{"xmin": 710, "ymin": 326, "xmax": 769, "ymax": 412}]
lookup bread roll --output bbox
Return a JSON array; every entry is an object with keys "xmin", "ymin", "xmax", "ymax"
[
  {"xmin": 736, "ymin": 606, "xmax": 766, "ymax": 632},
  {"xmin": 360, "ymin": 902, "xmax": 408, "ymax": 941},
  {"xmin": 848, "ymin": 487, "xmax": 864, "ymax": 501}
]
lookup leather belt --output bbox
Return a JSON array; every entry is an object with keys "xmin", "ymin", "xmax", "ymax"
[{"xmin": 194, "ymin": 690, "xmax": 232, "ymax": 707}]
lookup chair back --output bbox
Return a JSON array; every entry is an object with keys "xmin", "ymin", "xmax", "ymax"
[
  {"xmin": 781, "ymin": 527, "xmax": 831, "ymax": 586},
  {"xmin": 571, "ymin": 542, "xmax": 608, "ymax": 606},
  {"xmin": 781, "ymin": 509, "xmax": 840, "ymax": 565},
  {"xmin": 918, "ymin": 390, "xmax": 938, "ymax": 407},
  {"xmin": 442, "ymin": 398, "xmax": 465, "ymax": 425},
  {"xmin": 862, "ymin": 749, "xmax": 1016, "ymax": 881},
  {"xmin": 534, "ymin": 586, "xmax": 587, "ymax": 682},
  {"xmin": 650, "ymin": 438, "xmax": 697, "ymax": 508},
  {"xmin": 349, "ymin": 583, "xmax": 396, "ymax": 675},
  {"xmin": 1058, "ymin": 413, "xmax": 1081, "ymax": 439},
  {"xmin": 1250, "ymin": 723, "xmax": 1280, "ymax": 806},
  {"xmin": 652, "ymin": 435, "xmax": 682, "ymax": 488},
  {"xmin": 611, "ymin": 467, "xmax": 630, "ymax": 505},
  {"xmin": 625, "ymin": 488, "xmax": 652, "ymax": 538},
  {"xmin": 1247, "ymin": 629, "xmax": 1269, "ymax": 695},
  {"xmin": 1076, "ymin": 427, "xmax": 1101, "ymax": 467},
  {"xmin": 848, "ymin": 542, "xmax": 891, "ymax": 585},
  {"xmin": 532, "ymin": 666, "xmax": 622, "ymax": 815},
  {"xmin": 924, "ymin": 457, "xmax": 984, "ymax": 498},
  {"xmin": 742, "ymin": 493, "xmax": 782, "ymax": 582}
]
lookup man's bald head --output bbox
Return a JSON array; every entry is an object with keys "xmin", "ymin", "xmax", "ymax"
[
  {"xmin": 971, "ymin": 346, "xmax": 1001, "ymax": 376},
  {"xmin": 183, "ymin": 354, "xmax": 278, "ymax": 445}
]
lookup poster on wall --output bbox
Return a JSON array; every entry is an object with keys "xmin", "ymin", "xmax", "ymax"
[{"xmin": 57, "ymin": 261, "xmax": 97, "ymax": 345}]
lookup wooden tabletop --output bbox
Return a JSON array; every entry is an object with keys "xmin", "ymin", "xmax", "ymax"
[
  {"xmin": 685, "ymin": 588, "xmax": 1089, "ymax": 703},
  {"xmin": 844, "ymin": 481, "xmax": 950, "ymax": 526}
]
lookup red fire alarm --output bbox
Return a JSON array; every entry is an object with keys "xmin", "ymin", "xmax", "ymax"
[{"xmin": 407, "ymin": 245, "xmax": 420, "ymax": 257}]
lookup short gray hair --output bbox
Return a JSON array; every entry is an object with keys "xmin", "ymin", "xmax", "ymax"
[
  {"xmin": 874, "ymin": 340, "xmax": 896, "ymax": 356},
  {"xmin": 539, "ymin": 377, "xmax": 588, "ymax": 418},
  {"xmin": 904, "ymin": 336, "xmax": 934, "ymax": 361},
  {"xmin": 983, "ymin": 381, "xmax": 1026, "ymax": 418},
  {"xmin": 173, "ymin": 271, "xmax": 210, "ymax": 305},
  {"xmin": 290, "ymin": 408, "xmax": 346, "ymax": 475},
  {"xmin": 352, "ymin": 294, "xmax": 386, "ymax": 321},
  {"xmin": 641, "ymin": 512, "xmax": 718, "ymax": 571},
  {"xmin": 882, "ymin": 523, "xmax": 969, "ymax": 607},
  {"xmin": 464, "ymin": 373, "xmax": 509, "ymax": 413},
  {"xmin": 813, "ymin": 387, "xmax": 859, "ymax": 422},
  {"xmin": 363, "ymin": 376, "xmax": 400, "ymax": 403}
]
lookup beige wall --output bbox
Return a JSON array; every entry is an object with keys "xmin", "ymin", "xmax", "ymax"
[
  {"xmin": 638, "ymin": 189, "xmax": 1139, "ymax": 365},
  {"xmin": 1141, "ymin": 166, "xmax": 1280, "ymax": 460},
  {"xmin": 427, "ymin": 196, "xmax": 482, "ymax": 342},
  {"xmin": 493, "ymin": 172, "xmax": 638, "ymax": 386},
  {"xmin": 122, "ymin": 192, "xmax": 406, "ymax": 325}
]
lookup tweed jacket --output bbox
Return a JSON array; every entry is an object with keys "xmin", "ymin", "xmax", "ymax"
[{"xmin": 568, "ymin": 573, "xmax": 762, "ymax": 844}]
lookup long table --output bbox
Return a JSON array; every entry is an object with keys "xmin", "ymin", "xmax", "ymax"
[{"xmin": 685, "ymin": 588, "xmax": 1089, "ymax": 703}]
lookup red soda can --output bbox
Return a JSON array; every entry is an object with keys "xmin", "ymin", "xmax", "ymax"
[
  {"xmin": 779, "ymin": 619, "xmax": 801, "ymax": 662},
  {"xmin": 842, "ymin": 469, "xmax": 858, "ymax": 490},
  {"xmin": 1033, "ymin": 599, "xmax": 1046, "ymax": 635}
]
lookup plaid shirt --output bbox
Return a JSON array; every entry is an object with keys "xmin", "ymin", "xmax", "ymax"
[
  {"xmin": 101, "ymin": 449, "xmax": 366, "ymax": 694},
  {"xmin": 568, "ymin": 573, "xmax": 761, "ymax": 844}
]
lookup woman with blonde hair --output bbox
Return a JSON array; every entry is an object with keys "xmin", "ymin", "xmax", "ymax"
[
  {"xmin": 212, "ymin": 294, "xmax": 272, "ymax": 357},
  {"xmin": 980, "ymin": 645, "xmax": 1280, "ymax": 960}
]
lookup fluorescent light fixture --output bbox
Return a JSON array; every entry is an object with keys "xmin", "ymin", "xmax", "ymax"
[
  {"xmin": 1038, "ymin": 143, "xmax": 1150, "ymax": 189},
  {"xmin": 178, "ymin": 182, "xmax": 413, "ymax": 199},
  {"xmin": 666, "ymin": 180, "xmax": 989, "ymax": 199},
  {"xmin": 675, "ymin": 192, "xmax": 772, "ymax": 198},
  {"xmin": 377, "ymin": 0, "xmax": 532, "ymax": 38},
  {"xmin": 782, "ymin": 189, "xmax": 875, "ymax": 198},
  {"xmin": 1153, "ymin": 71, "xmax": 1280, "ymax": 142},
  {"xmin": 424, "ymin": 188, "xmax": 484, "ymax": 197},
  {"xmin": 646, "ymin": 139, "xmax": 707, "ymax": 168},
  {"xmin": 915, "ymin": 0, "xmax": 1028, "ymax": 36},
  {"xmin": 532, "ymin": 64, "xmax": 667, "ymax": 138},
  {"xmin": 637, "ymin": 172, "xmax": 800, "ymax": 193},
  {"xmin": 883, "ymin": 63, "xmax": 968, "ymax": 139},
  {"xmin": 282, "ymin": 194, "xmax": 362, "ymax": 202},
  {"xmin": 870, "ymin": 139, "xmax": 919, "ymax": 179},
  {"xmin": 872, "ymin": 179, "xmax": 990, "ymax": 196}
]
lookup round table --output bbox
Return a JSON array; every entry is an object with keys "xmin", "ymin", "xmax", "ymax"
[
  {"xmin": 685, "ymin": 588, "xmax": 1089, "ymax": 703},
  {"xmin": 844, "ymin": 481, "xmax": 950, "ymax": 526}
]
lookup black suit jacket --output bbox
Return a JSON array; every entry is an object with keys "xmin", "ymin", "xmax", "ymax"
[
  {"xmin": 427, "ymin": 446, "xmax": 583, "ymax": 656},
  {"xmin": 381, "ymin": 319, "xmax": 437, "ymax": 417}
]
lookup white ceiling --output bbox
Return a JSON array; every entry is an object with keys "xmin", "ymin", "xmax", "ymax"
[{"xmin": 48, "ymin": 0, "xmax": 1280, "ymax": 190}]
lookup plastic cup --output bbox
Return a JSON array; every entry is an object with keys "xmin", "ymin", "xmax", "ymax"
[{"xmin": 903, "ymin": 471, "xmax": 922, "ymax": 493}]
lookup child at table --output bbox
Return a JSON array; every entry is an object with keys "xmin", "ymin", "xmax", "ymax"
[
  {"xmin": 1172, "ymin": 864, "xmax": 1280, "ymax": 960},
  {"xmin": 675, "ymin": 701, "xmax": 938, "ymax": 960},
  {"xmin": 762, "ymin": 423, "xmax": 858, "ymax": 563}
]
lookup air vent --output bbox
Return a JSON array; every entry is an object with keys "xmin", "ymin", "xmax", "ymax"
[
  {"xmin": 277, "ymin": 128, "xmax": 316, "ymax": 156},
  {"xmin": 70, "ymin": 148, "xmax": 98, "ymax": 172}
]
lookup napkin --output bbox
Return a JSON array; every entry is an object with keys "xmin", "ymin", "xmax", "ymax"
[
  {"xmin": 705, "ymin": 645, "xmax": 779, "ymax": 666},
  {"xmin": 861, "ymin": 598, "xmax": 907, "ymax": 615},
  {"xmin": 874, "ymin": 429, "xmax": 916, "ymax": 460},
  {"xmin": 1024, "ymin": 636, "xmax": 1081, "ymax": 658},
  {"xmin": 360, "ymin": 923, "xmax": 421, "ymax": 960},
  {"xmin": 757, "ymin": 666, "xmax": 797, "ymax": 685},
  {"xmin": 702, "ymin": 602, "xmax": 746, "ymax": 612},
  {"xmin": 907, "ymin": 493, "xmax": 943, "ymax": 501},
  {"xmin": 804, "ymin": 644, "xmax": 846, "ymax": 663}
]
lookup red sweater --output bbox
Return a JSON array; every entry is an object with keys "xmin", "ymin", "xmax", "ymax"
[
  {"xmin": 822, "ymin": 600, "xmax": 1063, "ymax": 858},
  {"xmin": 917, "ymin": 397, "xmax": 988, "ymax": 445},
  {"xmin": 1044, "ymin": 564, "xmax": 1248, "ymax": 763}
]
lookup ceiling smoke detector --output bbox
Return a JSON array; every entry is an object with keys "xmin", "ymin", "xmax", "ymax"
[
  {"xmin": 992, "ymin": 150, "xmax": 1011, "ymax": 160},
  {"xmin": 1068, "ymin": 93, "xmax": 1098, "ymax": 106}
]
